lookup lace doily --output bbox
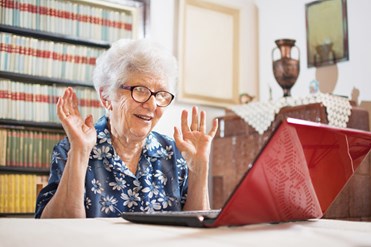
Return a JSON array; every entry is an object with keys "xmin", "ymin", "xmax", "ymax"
[{"xmin": 228, "ymin": 93, "xmax": 352, "ymax": 134}]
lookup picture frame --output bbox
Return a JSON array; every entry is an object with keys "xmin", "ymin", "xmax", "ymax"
[
  {"xmin": 305, "ymin": 0, "xmax": 349, "ymax": 68},
  {"xmin": 177, "ymin": 0, "xmax": 258, "ymax": 107}
]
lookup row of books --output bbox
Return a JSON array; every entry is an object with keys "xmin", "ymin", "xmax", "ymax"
[
  {"xmin": 0, "ymin": 0, "xmax": 134, "ymax": 42},
  {"xmin": 0, "ymin": 128, "xmax": 65, "ymax": 168},
  {"xmin": 0, "ymin": 32, "xmax": 106, "ymax": 82},
  {"xmin": 0, "ymin": 79, "xmax": 105, "ymax": 123},
  {"xmin": 0, "ymin": 173, "xmax": 48, "ymax": 213}
]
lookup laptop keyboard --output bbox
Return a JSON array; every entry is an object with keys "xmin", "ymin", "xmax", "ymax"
[
  {"xmin": 125, "ymin": 209, "xmax": 221, "ymax": 219},
  {"xmin": 158, "ymin": 209, "xmax": 221, "ymax": 218}
]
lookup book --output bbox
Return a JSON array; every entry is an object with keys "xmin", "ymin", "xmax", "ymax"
[
  {"xmin": 7, "ymin": 174, "xmax": 15, "ymax": 213},
  {"xmin": 0, "ymin": 175, "xmax": 5, "ymax": 213},
  {"xmin": 0, "ymin": 129, "xmax": 7, "ymax": 166},
  {"xmin": 20, "ymin": 174, "xmax": 27, "ymax": 212}
]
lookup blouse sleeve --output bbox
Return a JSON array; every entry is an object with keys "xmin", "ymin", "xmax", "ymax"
[{"xmin": 34, "ymin": 138, "xmax": 70, "ymax": 218}]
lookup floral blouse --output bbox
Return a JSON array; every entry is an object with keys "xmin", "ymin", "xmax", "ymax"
[{"xmin": 35, "ymin": 116, "xmax": 188, "ymax": 218}]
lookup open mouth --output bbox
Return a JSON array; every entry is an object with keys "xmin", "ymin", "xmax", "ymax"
[{"xmin": 134, "ymin": 114, "xmax": 153, "ymax": 121}]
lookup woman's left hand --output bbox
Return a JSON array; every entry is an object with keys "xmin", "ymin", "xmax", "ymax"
[{"xmin": 173, "ymin": 106, "xmax": 218, "ymax": 173}]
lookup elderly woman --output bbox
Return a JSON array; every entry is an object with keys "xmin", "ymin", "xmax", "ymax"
[{"xmin": 35, "ymin": 39, "xmax": 218, "ymax": 218}]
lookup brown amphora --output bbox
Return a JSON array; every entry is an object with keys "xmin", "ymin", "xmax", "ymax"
[{"xmin": 272, "ymin": 39, "xmax": 300, "ymax": 97}]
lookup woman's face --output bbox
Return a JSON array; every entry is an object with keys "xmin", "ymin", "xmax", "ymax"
[{"xmin": 109, "ymin": 72, "xmax": 170, "ymax": 142}]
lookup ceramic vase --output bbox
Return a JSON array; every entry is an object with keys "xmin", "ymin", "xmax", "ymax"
[{"xmin": 272, "ymin": 39, "xmax": 300, "ymax": 97}]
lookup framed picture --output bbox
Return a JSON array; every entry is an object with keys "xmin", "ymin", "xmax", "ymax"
[
  {"xmin": 177, "ymin": 0, "xmax": 258, "ymax": 107},
  {"xmin": 305, "ymin": 0, "xmax": 349, "ymax": 68}
]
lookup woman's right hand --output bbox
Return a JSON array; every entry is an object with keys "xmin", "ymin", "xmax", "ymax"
[
  {"xmin": 41, "ymin": 87, "xmax": 96, "ymax": 218},
  {"xmin": 56, "ymin": 87, "xmax": 97, "ymax": 153}
]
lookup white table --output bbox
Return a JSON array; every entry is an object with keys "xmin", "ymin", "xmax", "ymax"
[{"xmin": 1, "ymin": 218, "xmax": 370, "ymax": 247}]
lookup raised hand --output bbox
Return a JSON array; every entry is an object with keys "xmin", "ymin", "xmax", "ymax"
[
  {"xmin": 56, "ymin": 87, "xmax": 96, "ymax": 152},
  {"xmin": 173, "ymin": 106, "xmax": 218, "ymax": 173}
]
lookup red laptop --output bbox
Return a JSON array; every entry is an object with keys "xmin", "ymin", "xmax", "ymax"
[{"xmin": 121, "ymin": 118, "xmax": 371, "ymax": 227}]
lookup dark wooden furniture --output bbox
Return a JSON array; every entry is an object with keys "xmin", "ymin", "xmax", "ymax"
[{"xmin": 211, "ymin": 102, "xmax": 370, "ymax": 220}]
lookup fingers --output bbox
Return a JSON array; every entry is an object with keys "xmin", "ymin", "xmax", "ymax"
[
  {"xmin": 191, "ymin": 106, "xmax": 198, "ymax": 131},
  {"xmin": 56, "ymin": 87, "xmax": 79, "ymax": 120},
  {"xmin": 191, "ymin": 106, "xmax": 208, "ymax": 133},
  {"xmin": 56, "ymin": 96, "xmax": 65, "ymax": 119},
  {"xmin": 65, "ymin": 87, "xmax": 79, "ymax": 116},
  {"xmin": 207, "ymin": 118, "xmax": 219, "ymax": 138},
  {"xmin": 70, "ymin": 88, "xmax": 79, "ymax": 115},
  {"xmin": 85, "ymin": 114, "xmax": 94, "ymax": 128},
  {"xmin": 173, "ymin": 126, "xmax": 181, "ymax": 143},
  {"xmin": 82, "ymin": 114, "xmax": 94, "ymax": 132},
  {"xmin": 61, "ymin": 88, "xmax": 72, "ymax": 118},
  {"xmin": 181, "ymin": 109, "xmax": 190, "ymax": 134},
  {"xmin": 199, "ymin": 110, "xmax": 206, "ymax": 133},
  {"xmin": 190, "ymin": 106, "xmax": 206, "ymax": 133},
  {"xmin": 180, "ymin": 106, "xmax": 216, "ymax": 135}
]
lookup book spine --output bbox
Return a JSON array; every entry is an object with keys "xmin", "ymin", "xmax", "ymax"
[
  {"xmin": 0, "ymin": 174, "xmax": 4, "ymax": 213},
  {"xmin": 5, "ymin": 129, "xmax": 11, "ymax": 166},
  {"xmin": 19, "ymin": 130, "xmax": 25, "ymax": 167},
  {"xmin": 25, "ymin": 174, "xmax": 35, "ymax": 212},
  {"xmin": 13, "ymin": 129, "xmax": 20, "ymax": 167},
  {"xmin": 14, "ymin": 174, "xmax": 20, "ymax": 213},
  {"xmin": 7, "ymin": 130, "xmax": 15, "ymax": 167},
  {"xmin": 30, "ymin": 174, "xmax": 37, "ymax": 212},
  {"xmin": 2, "ymin": 33, "xmax": 105, "ymax": 83},
  {"xmin": 28, "ymin": 131, "xmax": 34, "ymax": 168},
  {"xmin": 2, "ymin": 0, "xmax": 135, "ymax": 41},
  {"xmin": 0, "ymin": 129, "xmax": 7, "ymax": 166},
  {"xmin": 20, "ymin": 174, "xmax": 27, "ymax": 212},
  {"xmin": 7, "ymin": 174, "xmax": 15, "ymax": 213}
]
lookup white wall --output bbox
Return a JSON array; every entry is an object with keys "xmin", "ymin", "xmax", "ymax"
[
  {"xmin": 149, "ymin": 0, "xmax": 371, "ymax": 136},
  {"xmin": 150, "ymin": 0, "xmax": 225, "ymax": 137}
]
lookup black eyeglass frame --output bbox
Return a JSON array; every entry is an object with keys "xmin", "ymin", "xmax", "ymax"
[{"xmin": 120, "ymin": 85, "xmax": 175, "ymax": 107}]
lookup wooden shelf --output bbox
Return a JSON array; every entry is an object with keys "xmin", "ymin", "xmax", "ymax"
[
  {"xmin": 0, "ymin": 70, "xmax": 94, "ymax": 88},
  {"xmin": 0, "ymin": 213, "xmax": 34, "ymax": 218},
  {"xmin": 0, "ymin": 119, "xmax": 64, "ymax": 132},
  {"xmin": 0, "ymin": 166, "xmax": 49, "ymax": 175},
  {"xmin": 0, "ymin": 24, "xmax": 111, "ymax": 49}
]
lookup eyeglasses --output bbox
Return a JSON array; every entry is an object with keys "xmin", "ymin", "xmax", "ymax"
[{"xmin": 120, "ymin": 85, "xmax": 175, "ymax": 107}]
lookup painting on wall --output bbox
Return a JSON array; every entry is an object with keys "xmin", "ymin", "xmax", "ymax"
[
  {"xmin": 305, "ymin": 0, "xmax": 349, "ymax": 68},
  {"xmin": 177, "ymin": 0, "xmax": 259, "ymax": 107}
]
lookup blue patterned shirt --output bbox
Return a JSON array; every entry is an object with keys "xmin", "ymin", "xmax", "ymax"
[{"xmin": 35, "ymin": 116, "xmax": 188, "ymax": 218}]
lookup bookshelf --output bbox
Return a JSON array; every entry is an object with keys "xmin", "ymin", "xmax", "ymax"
[{"xmin": 0, "ymin": 0, "xmax": 144, "ymax": 216}]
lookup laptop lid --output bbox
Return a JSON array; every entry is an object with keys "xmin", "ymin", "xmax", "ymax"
[
  {"xmin": 121, "ymin": 118, "xmax": 371, "ymax": 228},
  {"xmin": 208, "ymin": 117, "xmax": 371, "ymax": 227}
]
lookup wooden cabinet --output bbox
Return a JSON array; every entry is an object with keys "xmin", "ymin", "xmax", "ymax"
[{"xmin": 211, "ymin": 103, "xmax": 371, "ymax": 220}]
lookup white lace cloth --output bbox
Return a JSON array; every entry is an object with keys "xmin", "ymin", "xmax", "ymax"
[{"xmin": 228, "ymin": 93, "xmax": 352, "ymax": 134}]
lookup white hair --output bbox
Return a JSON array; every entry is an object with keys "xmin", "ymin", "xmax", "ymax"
[{"xmin": 93, "ymin": 39, "xmax": 178, "ymax": 101}]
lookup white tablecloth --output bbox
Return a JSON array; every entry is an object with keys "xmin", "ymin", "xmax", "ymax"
[
  {"xmin": 0, "ymin": 218, "xmax": 370, "ymax": 247},
  {"xmin": 228, "ymin": 93, "xmax": 352, "ymax": 134}
]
